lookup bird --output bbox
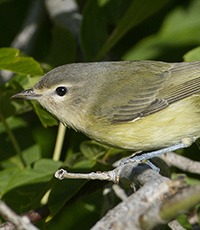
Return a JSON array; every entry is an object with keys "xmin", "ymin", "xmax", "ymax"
[{"xmin": 12, "ymin": 60, "xmax": 200, "ymax": 160}]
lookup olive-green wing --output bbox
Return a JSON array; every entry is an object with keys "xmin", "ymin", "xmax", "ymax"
[
  {"xmin": 111, "ymin": 62, "xmax": 200, "ymax": 123},
  {"xmin": 110, "ymin": 78, "xmax": 170, "ymax": 123},
  {"xmin": 91, "ymin": 61, "xmax": 172, "ymax": 123},
  {"xmin": 112, "ymin": 98, "xmax": 169, "ymax": 123},
  {"xmin": 159, "ymin": 76, "xmax": 200, "ymax": 103}
]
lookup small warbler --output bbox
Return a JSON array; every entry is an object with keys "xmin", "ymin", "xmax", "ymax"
[{"xmin": 12, "ymin": 61, "xmax": 200, "ymax": 159}]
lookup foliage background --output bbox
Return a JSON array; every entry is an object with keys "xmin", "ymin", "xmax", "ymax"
[{"xmin": 0, "ymin": 0, "xmax": 200, "ymax": 229}]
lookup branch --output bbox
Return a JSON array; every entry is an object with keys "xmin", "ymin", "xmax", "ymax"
[
  {"xmin": 140, "ymin": 184, "xmax": 200, "ymax": 230},
  {"xmin": 0, "ymin": 205, "xmax": 50, "ymax": 230},
  {"xmin": 160, "ymin": 152, "xmax": 200, "ymax": 174},
  {"xmin": 55, "ymin": 160, "xmax": 200, "ymax": 229},
  {"xmin": 92, "ymin": 168, "xmax": 199, "ymax": 230},
  {"xmin": 0, "ymin": 201, "xmax": 38, "ymax": 230},
  {"xmin": 90, "ymin": 164, "xmax": 169, "ymax": 230}
]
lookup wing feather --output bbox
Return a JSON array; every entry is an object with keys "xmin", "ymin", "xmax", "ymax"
[{"xmin": 111, "ymin": 69, "xmax": 200, "ymax": 123}]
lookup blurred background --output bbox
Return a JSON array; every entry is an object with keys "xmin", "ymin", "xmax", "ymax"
[{"xmin": 0, "ymin": 0, "xmax": 200, "ymax": 229}]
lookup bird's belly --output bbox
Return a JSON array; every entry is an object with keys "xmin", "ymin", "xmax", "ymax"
[{"xmin": 88, "ymin": 96, "xmax": 200, "ymax": 151}]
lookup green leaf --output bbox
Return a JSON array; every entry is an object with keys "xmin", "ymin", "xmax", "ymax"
[
  {"xmin": 4, "ymin": 183, "xmax": 48, "ymax": 213},
  {"xmin": 0, "ymin": 159, "xmax": 61, "ymax": 198},
  {"xmin": 0, "ymin": 48, "xmax": 43, "ymax": 75},
  {"xmin": 96, "ymin": 0, "xmax": 171, "ymax": 60},
  {"xmin": 123, "ymin": 0, "xmax": 200, "ymax": 60},
  {"xmin": 176, "ymin": 214, "xmax": 192, "ymax": 230},
  {"xmin": 72, "ymin": 159, "xmax": 96, "ymax": 169},
  {"xmin": 10, "ymin": 73, "xmax": 41, "ymax": 90},
  {"xmin": 22, "ymin": 144, "xmax": 41, "ymax": 166},
  {"xmin": 0, "ymin": 116, "xmax": 26, "ymax": 135},
  {"xmin": 33, "ymin": 158, "xmax": 61, "ymax": 172},
  {"xmin": 0, "ymin": 0, "xmax": 12, "ymax": 4},
  {"xmin": 32, "ymin": 102, "xmax": 58, "ymax": 128},
  {"xmin": 0, "ymin": 89, "xmax": 15, "ymax": 118},
  {"xmin": 48, "ymin": 179, "xmax": 87, "ymax": 218},
  {"xmin": 184, "ymin": 46, "xmax": 200, "ymax": 62},
  {"xmin": 80, "ymin": 0, "xmax": 108, "ymax": 61},
  {"xmin": 48, "ymin": 189, "xmax": 103, "ymax": 230},
  {"xmin": 80, "ymin": 141, "xmax": 107, "ymax": 160},
  {"xmin": 47, "ymin": 25, "xmax": 76, "ymax": 66}
]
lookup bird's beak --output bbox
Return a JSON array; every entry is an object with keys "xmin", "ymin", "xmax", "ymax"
[{"xmin": 11, "ymin": 88, "xmax": 41, "ymax": 100}]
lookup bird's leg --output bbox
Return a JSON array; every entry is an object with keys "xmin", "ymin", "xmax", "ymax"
[
  {"xmin": 121, "ymin": 138, "xmax": 193, "ymax": 167},
  {"xmin": 145, "ymin": 160, "xmax": 160, "ymax": 172}
]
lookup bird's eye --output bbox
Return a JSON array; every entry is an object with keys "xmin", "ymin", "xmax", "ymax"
[{"xmin": 55, "ymin": 86, "xmax": 68, "ymax": 96}]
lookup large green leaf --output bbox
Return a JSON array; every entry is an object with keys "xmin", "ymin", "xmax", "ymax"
[
  {"xmin": 184, "ymin": 46, "xmax": 200, "ymax": 61},
  {"xmin": 80, "ymin": 0, "xmax": 108, "ymax": 61},
  {"xmin": 123, "ymin": 0, "xmax": 200, "ymax": 60},
  {"xmin": 47, "ymin": 25, "xmax": 76, "ymax": 66},
  {"xmin": 0, "ymin": 159, "xmax": 61, "ymax": 198},
  {"xmin": 48, "ymin": 188, "xmax": 103, "ymax": 230},
  {"xmin": 0, "ymin": 48, "xmax": 43, "ymax": 75},
  {"xmin": 48, "ymin": 179, "xmax": 87, "ymax": 219},
  {"xmin": 80, "ymin": 141, "xmax": 107, "ymax": 160},
  {"xmin": 95, "ymin": 0, "xmax": 171, "ymax": 60}
]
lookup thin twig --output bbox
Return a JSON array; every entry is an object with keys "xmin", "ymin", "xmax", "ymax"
[{"xmin": 55, "ymin": 168, "xmax": 117, "ymax": 182}]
